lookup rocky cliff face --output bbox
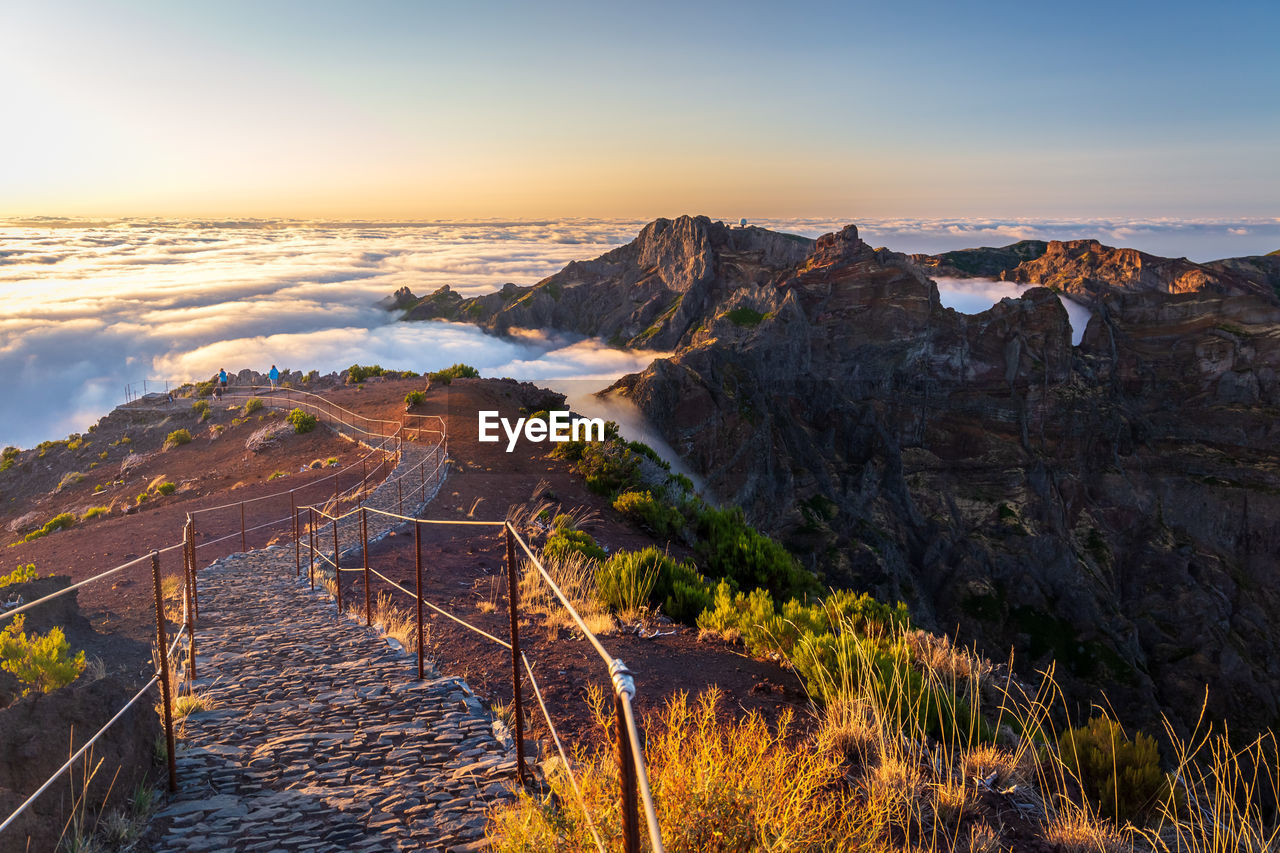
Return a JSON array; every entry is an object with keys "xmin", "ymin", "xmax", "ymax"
[
  {"xmin": 395, "ymin": 218, "xmax": 1280, "ymax": 735},
  {"xmin": 396, "ymin": 215, "xmax": 813, "ymax": 349}
]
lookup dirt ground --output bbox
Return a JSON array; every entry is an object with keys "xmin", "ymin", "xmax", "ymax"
[{"xmin": 0, "ymin": 376, "xmax": 813, "ymax": 750}]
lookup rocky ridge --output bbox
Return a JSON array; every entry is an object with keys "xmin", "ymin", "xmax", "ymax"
[{"xmin": 393, "ymin": 215, "xmax": 1280, "ymax": 735}]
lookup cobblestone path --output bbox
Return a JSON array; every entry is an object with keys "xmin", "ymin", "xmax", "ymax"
[{"xmin": 152, "ymin": 445, "xmax": 518, "ymax": 852}]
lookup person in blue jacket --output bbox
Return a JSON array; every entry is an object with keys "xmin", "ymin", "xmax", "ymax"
[
  {"xmin": 268, "ymin": 364, "xmax": 280, "ymax": 390},
  {"xmin": 218, "ymin": 368, "xmax": 228, "ymax": 392}
]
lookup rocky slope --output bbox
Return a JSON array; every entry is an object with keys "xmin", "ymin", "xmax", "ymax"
[
  {"xmin": 394, "ymin": 216, "xmax": 813, "ymax": 349},
  {"xmin": 912, "ymin": 238, "xmax": 1280, "ymax": 305},
  {"xmin": 396, "ymin": 216, "xmax": 1280, "ymax": 735}
]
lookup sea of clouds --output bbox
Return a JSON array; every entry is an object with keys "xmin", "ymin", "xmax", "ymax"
[{"xmin": 1, "ymin": 216, "xmax": 1276, "ymax": 449}]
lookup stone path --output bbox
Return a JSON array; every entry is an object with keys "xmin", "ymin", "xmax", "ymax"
[{"xmin": 152, "ymin": 442, "xmax": 519, "ymax": 852}]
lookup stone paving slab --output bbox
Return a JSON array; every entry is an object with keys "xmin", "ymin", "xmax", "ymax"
[{"xmin": 152, "ymin": 444, "xmax": 517, "ymax": 852}]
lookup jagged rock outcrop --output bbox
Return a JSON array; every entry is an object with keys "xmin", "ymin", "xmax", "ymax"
[
  {"xmin": 394, "ymin": 215, "xmax": 813, "ymax": 349},
  {"xmin": 1000, "ymin": 239, "xmax": 1277, "ymax": 304},
  {"xmin": 393, "ymin": 217, "xmax": 1280, "ymax": 735}
]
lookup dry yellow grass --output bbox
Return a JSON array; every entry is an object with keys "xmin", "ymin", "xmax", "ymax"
[{"xmin": 519, "ymin": 550, "xmax": 613, "ymax": 636}]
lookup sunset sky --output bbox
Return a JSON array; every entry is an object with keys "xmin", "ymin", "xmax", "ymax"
[{"xmin": 3, "ymin": 0, "xmax": 1277, "ymax": 220}]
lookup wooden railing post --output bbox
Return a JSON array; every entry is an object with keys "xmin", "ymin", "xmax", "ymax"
[
  {"xmin": 361, "ymin": 508, "xmax": 371, "ymax": 627},
  {"xmin": 505, "ymin": 524, "xmax": 527, "ymax": 786},
  {"xmin": 415, "ymin": 521, "xmax": 424, "ymax": 680},
  {"xmin": 151, "ymin": 551, "xmax": 177, "ymax": 793}
]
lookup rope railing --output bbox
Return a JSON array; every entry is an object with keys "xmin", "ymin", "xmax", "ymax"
[{"xmin": 295, "ymin": 500, "xmax": 667, "ymax": 853}]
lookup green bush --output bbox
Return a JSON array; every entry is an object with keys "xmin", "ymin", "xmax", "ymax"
[
  {"xmin": 82, "ymin": 506, "xmax": 110, "ymax": 521},
  {"xmin": 243, "ymin": 397, "xmax": 264, "ymax": 415},
  {"xmin": 693, "ymin": 505, "xmax": 815, "ymax": 601},
  {"xmin": 136, "ymin": 492, "xmax": 150, "ymax": 505},
  {"xmin": 596, "ymin": 549, "xmax": 662, "ymax": 615},
  {"xmin": 576, "ymin": 442, "xmax": 642, "ymax": 497},
  {"xmin": 303, "ymin": 369, "xmax": 320, "ymax": 384},
  {"xmin": 427, "ymin": 363, "xmax": 480, "ymax": 384},
  {"xmin": 544, "ymin": 529, "xmax": 607, "ymax": 563},
  {"xmin": 725, "ymin": 307, "xmax": 767, "ymax": 327},
  {"xmin": 613, "ymin": 490, "xmax": 686, "ymax": 539},
  {"xmin": 163, "ymin": 429, "xmax": 193, "ymax": 449},
  {"xmin": 0, "ymin": 615, "xmax": 86, "ymax": 695},
  {"xmin": 1059, "ymin": 716, "xmax": 1172, "ymax": 823},
  {"xmin": 346, "ymin": 364, "xmax": 382, "ymax": 383},
  {"xmin": 404, "ymin": 390, "xmax": 425, "ymax": 406},
  {"xmin": 195, "ymin": 380, "xmax": 216, "ymax": 397},
  {"xmin": 599, "ymin": 546, "xmax": 712, "ymax": 624},
  {"xmin": 268, "ymin": 471, "xmax": 287, "ymax": 481},
  {"xmin": 192, "ymin": 399, "xmax": 210, "ymax": 418},
  {"xmin": 0, "ymin": 564, "xmax": 38, "ymax": 588},
  {"xmin": 155, "ymin": 481, "xmax": 176, "ymax": 496},
  {"xmin": 1, "ymin": 447, "xmax": 19, "ymax": 472},
  {"xmin": 19, "ymin": 513, "xmax": 77, "ymax": 543},
  {"xmin": 287, "ymin": 408, "xmax": 318, "ymax": 434}
]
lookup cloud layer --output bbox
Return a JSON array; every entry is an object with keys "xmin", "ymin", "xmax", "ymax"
[{"xmin": 2, "ymin": 216, "xmax": 1275, "ymax": 448}]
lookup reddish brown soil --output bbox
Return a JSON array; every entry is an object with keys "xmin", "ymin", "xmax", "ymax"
[{"xmin": 0, "ymin": 377, "xmax": 812, "ymax": 749}]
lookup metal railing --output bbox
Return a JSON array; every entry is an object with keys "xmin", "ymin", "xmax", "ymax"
[
  {"xmin": 2, "ymin": 384, "xmax": 667, "ymax": 851},
  {"xmin": 0, "ymin": 384, "xmax": 441, "ymax": 843},
  {"xmin": 297, "ymin": 497, "xmax": 666, "ymax": 853}
]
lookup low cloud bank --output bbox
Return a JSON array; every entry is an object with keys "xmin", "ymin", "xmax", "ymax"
[{"xmin": 2, "ymin": 216, "xmax": 1270, "ymax": 448}]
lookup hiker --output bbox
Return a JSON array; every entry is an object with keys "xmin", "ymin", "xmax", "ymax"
[
  {"xmin": 268, "ymin": 364, "xmax": 280, "ymax": 390},
  {"xmin": 218, "ymin": 368, "xmax": 228, "ymax": 392},
  {"xmin": 213, "ymin": 383, "xmax": 223, "ymax": 400}
]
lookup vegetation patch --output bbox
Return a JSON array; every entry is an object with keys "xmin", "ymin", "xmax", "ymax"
[
  {"xmin": 427, "ymin": 363, "xmax": 480, "ymax": 384},
  {"xmin": 16, "ymin": 512, "xmax": 77, "ymax": 544},
  {"xmin": 0, "ymin": 564, "xmax": 39, "ymax": 588},
  {"xmin": 287, "ymin": 408, "xmax": 318, "ymax": 434},
  {"xmin": 163, "ymin": 429, "xmax": 193, "ymax": 449},
  {"xmin": 0, "ymin": 614, "xmax": 86, "ymax": 695},
  {"xmin": 725, "ymin": 306, "xmax": 768, "ymax": 327}
]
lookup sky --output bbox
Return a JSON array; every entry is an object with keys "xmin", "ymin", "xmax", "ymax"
[{"xmin": 2, "ymin": 0, "xmax": 1277, "ymax": 220}]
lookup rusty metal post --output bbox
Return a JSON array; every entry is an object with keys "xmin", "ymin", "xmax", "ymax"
[
  {"xmin": 188, "ymin": 517, "xmax": 199, "ymax": 622},
  {"xmin": 616, "ymin": 694, "xmax": 641, "ymax": 853},
  {"xmin": 308, "ymin": 507, "xmax": 315, "ymax": 591},
  {"xmin": 332, "ymin": 515, "xmax": 343, "ymax": 613},
  {"xmin": 505, "ymin": 524, "xmax": 527, "ymax": 786},
  {"xmin": 240, "ymin": 502, "xmax": 246, "ymax": 552},
  {"xmin": 183, "ymin": 521, "xmax": 197, "ymax": 679},
  {"xmin": 291, "ymin": 491, "xmax": 298, "ymax": 577},
  {"xmin": 361, "ymin": 507, "xmax": 371, "ymax": 627},
  {"xmin": 415, "ymin": 520, "xmax": 424, "ymax": 680},
  {"xmin": 151, "ymin": 552, "xmax": 177, "ymax": 792}
]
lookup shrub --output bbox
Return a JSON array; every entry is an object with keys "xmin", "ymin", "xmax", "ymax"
[
  {"xmin": 1, "ymin": 446, "xmax": 20, "ymax": 472},
  {"xmin": 345, "ymin": 363, "xmax": 404, "ymax": 383},
  {"xmin": 192, "ymin": 400, "xmax": 210, "ymax": 418},
  {"xmin": 0, "ymin": 564, "xmax": 38, "ymax": 588},
  {"xmin": 725, "ymin": 306, "xmax": 767, "ymax": 327},
  {"xmin": 613, "ymin": 490, "xmax": 685, "ymax": 539},
  {"xmin": 243, "ymin": 397, "xmax": 264, "ymax": 415},
  {"xmin": 1059, "ymin": 716, "xmax": 1172, "ymax": 823},
  {"xmin": 19, "ymin": 513, "xmax": 77, "ymax": 543},
  {"xmin": 427, "ymin": 363, "xmax": 479, "ymax": 384},
  {"xmin": 544, "ymin": 529, "xmax": 607, "ymax": 563},
  {"xmin": 595, "ymin": 550, "xmax": 661, "ymax": 617},
  {"xmin": 576, "ymin": 442, "xmax": 642, "ymax": 497},
  {"xmin": 693, "ymin": 505, "xmax": 816, "ymax": 601},
  {"xmin": 136, "ymin": 492, "xmax": 150, "ymax": 505},
  {"xmin": 163, "ymin": 429, "xmax": 192, "ymax": 449},
  {"xmin": 287, "ymin": 408, "xmax": 318, "ymax": 434},
  {"xmin": 326, "ymin": 456, "xmax": 339, "ymax": 466},
  {"xmin": 155, "ymin": 481, "xmax": 176, "ymax": 496},
  {"xmin": 268, "ymin": 471, "xmax": 287, "ymax": 481},
  {"xmin": 404, "ymin": 390, "xmax": 425, "ymax": 406},
  {"xmin": 82, "ymin": 506, "xmax": 110, "ymax": 521},
  {"xmin": 303, "ymin": 369, "xmax": 319, "ymax": 384},
  {"xmin": 598, "ymin": 547, "xmax": 711, "ymax": 623},
  {"xmin": 0, "ymin": 615, "xmax": 86, "ymax": 695},
  {"xmin": 56, "ymin": 471, "xmax": 84, "ymax": 492}
]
